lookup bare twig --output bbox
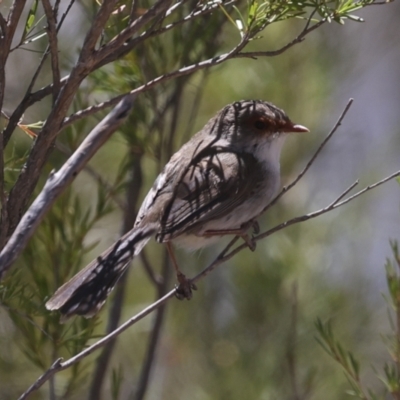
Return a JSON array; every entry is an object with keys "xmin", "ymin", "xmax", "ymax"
[
  {"xmin": 97, "ymin": 0, "xmax": 235, "ymax": 69},
  {"xmin": 369, "ymin": 0, "xmax": 394, "ymax": 4},
  {"xmin": 236, "ymin": 18, "xmax": 325, "ymax": 59},
  {"xmin": 42, "ymin": 0, "xmax": 61, "ymax": 102},
  {"xmin": 199, "ymin": 98, "xmax": 354, "ymax": 278},
  {"xmin": 18, "ymin": 358, "xmax": 63, "ymax": 400},
  {"xmin": 191, "ymin": 170, "xmax": 400, "ymax": 284},
  {"xmin": 57, "ymin": 0, "xmax": 75, "ymax": 32},
  {"xmin": 18, "ymin": 290, "xmax": 176, "ymax": 400},
  {"xmin": 264, "ymin": 98, "xmax": 354, "ymax": 213},
  {"xmin": 62, "ymin": 17, "xmax": 322, "ymax": 129},
  {"xmin": 93, "ymin": 0, "xmax": 173, "ymax": 65},
  {"xmin": 0, "ymin": 0, "xmax": 27, "ymax": 114},
  {"xmin": 0, "ymin": 94, "xmax": 136, "ymax": 278},
  {"xmin": 129, "ymin": 0, "xmax": 138, "ymax": 24}
]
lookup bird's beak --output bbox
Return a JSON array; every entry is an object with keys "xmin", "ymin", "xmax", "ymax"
[{"xmin": 282, "ymin": 122, "xmax": 310, "ymax": 133}]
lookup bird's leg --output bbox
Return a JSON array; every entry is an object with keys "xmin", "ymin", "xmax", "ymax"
[
  {"xmin": 201, "ymin": 219, "xmax": 260, "ymax": 251},
  {"xmin": 166, "ymin": 242, "xmax": 197, "ymax": 300}
]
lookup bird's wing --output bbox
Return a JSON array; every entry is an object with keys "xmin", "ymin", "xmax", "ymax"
[{"xmin": 155, "ymin": 149, "xmax": 262, "ymax": 241}]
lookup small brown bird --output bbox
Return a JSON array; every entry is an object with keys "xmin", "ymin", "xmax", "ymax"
[{"xmin": 46, "ymin": 100, "xmax": 309, "ymax": 320}]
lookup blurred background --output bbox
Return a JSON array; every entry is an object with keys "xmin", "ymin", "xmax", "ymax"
[{"xmin": 0, "ymin": 1, "xmax": 399, "ymax": 399}]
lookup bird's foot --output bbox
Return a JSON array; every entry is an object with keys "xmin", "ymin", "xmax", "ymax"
[
  {"xmin": 175, "ymin": 272, "xmax": 197, "ymax": 300},
  {"xmin": 240, "ymin": 233, "xmax": 257, "ymax": 252},
  {"xmin": 239, "ymin": 220, "xmax": 259, "ymax": 251}
]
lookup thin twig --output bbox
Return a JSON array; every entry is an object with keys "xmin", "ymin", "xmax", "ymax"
[
  {"xmin": 328, "ymin": 180, "xmax": 359, "ymax": 208},
  {"xmin": 129, "ymin": 0, "xmax": 138, "ymax": 24},
  {"xmin": 192, "ymin": 170, "xmax": 400, "ymax": 283},
  {"xmin": 18, "ymin": 358, "xmax": 63, "ymax": 400},
  {"xmin": 0, "ymin": 0, "xmax": 27, "ymax": 116},
  {"xmin": 57, "ymin": 0, "xmax": 75, "ymax": 33},
  {"xmin": 236, "ymin": 18, "xmax": 325, "ymax": 59},
  {"xmin": 97, "ymin": 0, "xmax": 235, "ymax": 69},
  {"xmin": 17, "ymin": 290, "xmax": 176, "ymax": 400},
  {"xmin": 94, "ymin": 0, "xmax": 173, "ymax": 65},
  {"xmin": 369, "ymin": 0, "xmax": 394, "ymax": 4},
  {"xmin": 62, "ymin": 18, "xmax": 322, "ymax": 129},
  {"xmin": 42, "ymin": 0, "xmax": 61, "ymax": 102},
  {"xmin": 264, "ymin": 98, "xmax": 354, "ymax": 214}
]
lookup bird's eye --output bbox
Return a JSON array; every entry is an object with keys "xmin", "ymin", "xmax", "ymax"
[{"xmin": 254, "ymin": 120, "xmax": 267, "ymax": 130}]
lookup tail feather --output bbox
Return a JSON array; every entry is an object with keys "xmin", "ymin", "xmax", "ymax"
[{"xmin": 45, "ymin": 226, "xmax": 156, "ymax": 321}]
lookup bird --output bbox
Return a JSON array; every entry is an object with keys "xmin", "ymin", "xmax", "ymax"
[{"xmin": 45, "ymin": 99, "xmax": 309, "ymax": 320}]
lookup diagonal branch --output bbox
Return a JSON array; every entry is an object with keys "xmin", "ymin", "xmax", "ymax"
[
  {"xmin": 42, "ymin": 0, "xmax": 61, "ymax": 102},
  {"xmin": 17, "ymin": 290, "xmax": 175, "ymax": 400},
  {"xmin": 2, "ymin": 0, "xmax": 119, "ymax": 248},
  {"xmin": 236, "ymin": 18, "xmax": 325, "ymax": 59},
  {"xmin": 0, "ymin": 94, "xmax": 136, "ymax": 279},
  {"xmin": 94, "ymin": 0, "xmax": 173, "ymax": 66},
  {"xmin": 190, "ymin": 170, "xmax": 400, "ymax": 284},
  {"xmin": 264, "ymin": 98, "xmax": 354, "ymax": 213}
]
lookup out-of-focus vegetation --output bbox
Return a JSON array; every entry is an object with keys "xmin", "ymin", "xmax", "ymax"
[{"xmin": 0, "ymin": 0, "xmax": 398, "ymax": 399}]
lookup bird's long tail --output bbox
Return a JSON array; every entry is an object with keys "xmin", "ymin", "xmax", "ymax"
[{"xmin": 45, "ymin": 225, "xmax": 157, "ymax": 321}]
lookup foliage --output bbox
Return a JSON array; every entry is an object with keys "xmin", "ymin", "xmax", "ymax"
[
  {"xmin": 316, "ymin": 240, "xmax": 400, "ymax": 400},
  {"xmin": 0, "ymin": 0, "xmax": 395, "ymax": 399}
]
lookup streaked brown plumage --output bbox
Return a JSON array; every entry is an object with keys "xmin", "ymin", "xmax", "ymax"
[{"xmin": 46, "ymin": 100, "xmax": 308, "ymax": 320}]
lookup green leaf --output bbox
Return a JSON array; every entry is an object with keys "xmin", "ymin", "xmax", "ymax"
[
  {"xmin": 348, "ymin": 352, "xmax": 360, "ymax": 378},
  {"xmin": 21, "ymin": 0, "xmax": 39, "ymax": 42}
]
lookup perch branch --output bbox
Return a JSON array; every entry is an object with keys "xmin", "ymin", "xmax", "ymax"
[{"xmin": 18, "ymin": 290, "xmax": 175, "ymax": 400}]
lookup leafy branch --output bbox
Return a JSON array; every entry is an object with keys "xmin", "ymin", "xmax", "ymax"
[{"xmin": 316, "ymin": 237, "xmax": 400, "ymax": 400}]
